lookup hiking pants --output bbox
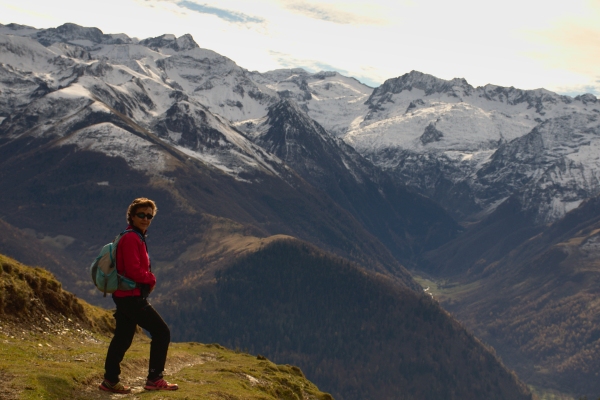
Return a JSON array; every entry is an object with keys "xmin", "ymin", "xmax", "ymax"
[{"xmin": 104, "ymin": 296, "xmax": 171, "ymax": 382}]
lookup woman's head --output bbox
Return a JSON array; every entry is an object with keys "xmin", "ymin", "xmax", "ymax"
[{"xmin": 126, "ymin": 198, "xmax": 157, "ymax": 232}]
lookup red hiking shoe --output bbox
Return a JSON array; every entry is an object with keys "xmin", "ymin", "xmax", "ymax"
[
  {"xmin": 99, "ymin": 379, "xmax": 132, "ymax": 394},
  {"xmin": 144, "ymin": 378, "xmax": 179, "ymax": 391}
]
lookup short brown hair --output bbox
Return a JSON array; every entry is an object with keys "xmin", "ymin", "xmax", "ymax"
[{"xmin": 126, "ymin": 198, "xmax": 157, "ymax": 225}]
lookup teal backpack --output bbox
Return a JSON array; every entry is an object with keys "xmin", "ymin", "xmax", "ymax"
[{"xmin": 90, "ymin": 230, "xmax": 140, "ymax": 297}]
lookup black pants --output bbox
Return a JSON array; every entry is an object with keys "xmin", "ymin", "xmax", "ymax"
[{"xmin": 104, "ymin": 296, "xmax": 171, "ymax": 383}]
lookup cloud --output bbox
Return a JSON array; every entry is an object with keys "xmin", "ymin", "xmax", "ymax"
[
  {"xmin": 525, "ymin": 25, "xmax": 600, "ymax": 77},
  {"xmin": 269, "ymin": 50, "xmax": 344, "ymax": 71},
  {"xmin": 281, "ymin": 1, "xmax": 384, "ymax": 25},
  {"xmin": 265, "ymin": 50, "xmax": 378, "ymax": 87},
  {"xmin": 176, "ymin": 1, "xmax": 264, "ymax": 23},
  {"xmin": 554, "ymin": 82, "xmax": 600, "ymax": 97},
  {"xmin": 511, "ymin": 2, "xmax": 600, "ymax": 96}
]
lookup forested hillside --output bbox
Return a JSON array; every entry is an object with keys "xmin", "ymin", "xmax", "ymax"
[{"xmin": 156, "ymin": 238, "xmax": 533, "ymax": 400}]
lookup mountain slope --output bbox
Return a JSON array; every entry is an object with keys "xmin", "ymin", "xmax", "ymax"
[
  {"xmin": 0, "ymin": 219, "xmax": 86, "ymax": 292},
  {"xmin": 155, "ymin": 237, "xmax": 533, "ymax": 400},
  {"xmin": 423, "ymin": 196, "xmax": 543, "ymax": 277},
  {"xmin": 423, "ymin": 195, "xmax": 600, "ymax": 398},
  {"xmin": 0, "ymin": 134, "xmax": 415, "ymax": 291},
  {"xmin": 243, "ymin": 99, "xmax": 461, "ymax": 264}
]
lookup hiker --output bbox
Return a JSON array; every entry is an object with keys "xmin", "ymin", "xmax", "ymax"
[{"xmin": 99, "ymin": 198, "xmax": 178, "ymax": 393}]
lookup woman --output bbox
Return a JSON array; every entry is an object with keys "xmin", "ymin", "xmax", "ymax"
[{"xmin": 99, "ymin": 198, "xmax": 178, "ymax": 393}]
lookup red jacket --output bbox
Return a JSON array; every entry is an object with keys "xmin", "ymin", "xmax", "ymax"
[{"xmin": 113, "ymin": 226, "xmax": 156, "ymax": 297}]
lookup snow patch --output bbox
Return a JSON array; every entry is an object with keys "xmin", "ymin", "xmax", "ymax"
[
  {"xmin": 545, "ymin": 198, "xmax": 583, "ymax": 222},
  {"xmin": 581, "ymin": 235, "xmax": 600, "ymax": 254},
  {"xmin": 68, "ymin": 39, "xmax": 95, "ymax": 48},
  {"xmin": 59, "ymin": 122, "xmax": 166, "ymax": 174},
  {"xmin": 89, "ymin": 101, "xmax": 111, "ymax": 113},
  {"xmin": 47, "ymin": 84, "xmax": 92, "ymax": 100},
  {"xmin": 172, "ymin": 144, "xmax": 240, "ymax": 177}
]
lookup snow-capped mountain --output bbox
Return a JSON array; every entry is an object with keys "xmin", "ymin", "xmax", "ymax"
[
  {"xmin": 248, "ymin": 68, "xmax": 372, "ymax": 137},
  {"xmin": 342, "ymin": 71, "xmax": 600, "ymax": 223},
  {"xmin": 0, "ymin": 23, "xmax": 287, "ymax": 180},
  {"xmin": 234, "ymin": 66, "xmax": 600, "ymax": 225},
  {"xmin": 167, "ymin": 48, "xmax": 600, "ymax": 225},
  {"xmin": 2, "ymin": 21, "xmax": 600, "ymax": 228}
]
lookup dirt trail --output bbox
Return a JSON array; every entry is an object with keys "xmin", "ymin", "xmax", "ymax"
[{"xmin": 77, "ymin": 353, "xmax": 208, "ymax": 399}]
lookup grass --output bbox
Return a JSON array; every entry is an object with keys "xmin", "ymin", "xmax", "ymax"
[
  {"xmin": 528, "ymin": 385, "xmax": 578, "ymax": 400},
  {"xmin": 0, "ymin": 322, "xmax": 333, "ymax": 400}
]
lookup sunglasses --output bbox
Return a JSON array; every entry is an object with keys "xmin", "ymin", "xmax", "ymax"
[{"xmin": 135, "ymin": 212, "xmax": 154, "ymax": 220}]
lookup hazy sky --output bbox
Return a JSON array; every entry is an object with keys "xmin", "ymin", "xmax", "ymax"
[{"xmin": 1, "ymin": 0, "xmax": 599, "ymax": 96}]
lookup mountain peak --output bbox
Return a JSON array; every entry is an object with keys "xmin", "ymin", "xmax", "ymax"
[
  {"xmin": 265, "ymin": 99, "xmax": 325, "ymax": 136},
  {"xmin": 139, "ymin": 33, "xmax": 199, "ymax": 52},
  {"xmin": 575, "ymin": 93, "xmax": 598, "ymax": 105},
  {"xmin": 35, "ymin": 22, "xmax": 105, "ymax": 46},
  {"xmin": 269, "ymin": 98, "xmax": 306, "ymax": 115},
  {"xmin": 54, "ymin": 22, "xmax": 100, "ymax": 35},
  {"xmin": 247, "ymin": 98, "xmax": 341, "ymax": 172},
  {"xmin": 366, "ymin": 70, "xmax": 475, "ymax": 111},
  {"xmin": 258, "ymin": 99, "xmax": 326, "ymax": 148},
  {"xmin": 384, "ymin": 70, "xmax": 473, "ymax": 96},
  {"xmin": 0, "ymin": 22, "xmax": 37, "ymax": 32}
]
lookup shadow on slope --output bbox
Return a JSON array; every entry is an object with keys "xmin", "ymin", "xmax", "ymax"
[{"xmin": 423, "ymin": 196, "xmax": 542, "ymax": 278}]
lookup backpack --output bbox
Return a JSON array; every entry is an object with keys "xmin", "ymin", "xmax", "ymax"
[{"xmin": 90, "ymin": 230, "xmax": 139, "ymax": 297}]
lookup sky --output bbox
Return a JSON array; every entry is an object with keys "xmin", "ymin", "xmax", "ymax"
[{"xmin": 1, "ymin": 0, "xmax": 599, "ymax": 96}]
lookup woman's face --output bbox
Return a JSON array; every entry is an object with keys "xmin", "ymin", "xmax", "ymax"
[{"xmin": 131, "ymin": 206, "xmax": 154, "ymax": 233}]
